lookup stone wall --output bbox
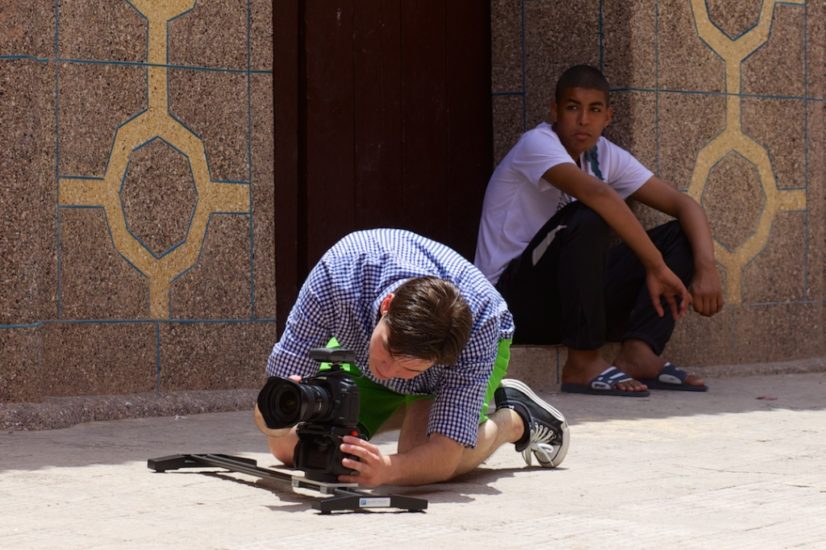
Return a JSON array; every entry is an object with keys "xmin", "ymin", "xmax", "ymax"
[
  {"xmin": 1, "ymin": 0, "xmax": 823, "ymax": 412},
  {"xmin": 491, "ymin": 0, "xmax": 825, "ymax": 367},
  {"xmin": 0, "ymin": 0, "xmax": 275, "ymax": 405}
]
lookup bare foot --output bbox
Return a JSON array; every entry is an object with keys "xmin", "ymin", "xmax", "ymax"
[
  {"xmin": 614, "ymin": 339, "xmax": 705, "ymax": 388},
  {"xmin": 561, "ymin": 349, "xmax": 648, "ymax": 393}
]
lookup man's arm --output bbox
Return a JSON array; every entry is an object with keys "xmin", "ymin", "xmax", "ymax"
[
  {"xmin": 338, "ymin": 433, "xmax": 464, "ymax": 487},
  {"xmin": 631, "ymin": 176, "xmax": 724, "ymax": 316},
  {"xmin": 544, "ymin": 163, "xmax": 691, "ymax": 319}
]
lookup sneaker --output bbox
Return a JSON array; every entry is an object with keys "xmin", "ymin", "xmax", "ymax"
[{"xmin": 494, "ymin": 379, "xmax": 569, "ymax": 468}]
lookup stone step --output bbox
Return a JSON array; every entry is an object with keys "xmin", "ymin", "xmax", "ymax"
[
  {"xmin": 505, "ymin": 343, "xmax": 624, "ymax": 393},
  {"xmin": 505, "ymin": 345, "xmax": 562, "ymax": 393}
]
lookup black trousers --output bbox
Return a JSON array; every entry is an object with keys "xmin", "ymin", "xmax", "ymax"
[{"xmin": 495, "ymin": 202, "xmax": 694, "ymax": 354}]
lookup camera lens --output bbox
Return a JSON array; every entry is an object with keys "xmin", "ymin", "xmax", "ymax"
[{"xmin": 257, "ymin": 376, "xmax": 335, "ymax": 429}]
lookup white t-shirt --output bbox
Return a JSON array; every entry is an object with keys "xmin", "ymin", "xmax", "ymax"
[{"xmin": 474, "ymin": 122, "xmax": 653, "ymax": 284}]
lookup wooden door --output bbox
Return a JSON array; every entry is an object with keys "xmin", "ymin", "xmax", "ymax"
[{"xmin": 275, "ymin": 1, "xmax": 492, "ymax": 333}]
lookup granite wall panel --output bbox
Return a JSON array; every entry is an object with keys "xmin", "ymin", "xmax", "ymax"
[
  {"xmin": 169, "ymin": 215, "xmax": 252, "ymax": 320},
  {"xmin": 492, "ymin": 94, "xmax": 524, "ymax": 165},
  {"xmin": 59, "ymin": 207, "xmax": 150, "ymax": 320},
  {"xmin": 523, "ymin": 0, "xmax": 600, "ymax": 127},
  {"xmin": 741, "ymin": 4, "xmax": 806, "ymax": 98},
  {"xmin": 41, "ymin": 323, "xmax": 157, "ymax": 396},
  {"xmin": 0, "ymin": 0, "xmax": 55, "ymax": 58},
  {"xmin": 1, "ymin": 0, "xmax": 274, "ymax": 404},
  {"xmin": 158, "ymin": 322, "xmax": 275, "ymax": 391},
  {"xmin": 251, "ymin": 75, "xmax": 275, "ymax": 319},
  {"xmin": 490, "ymin": 0, "xmax": 522, "ymax": 93},
  {"xmin": 603, "ymin": 0, "xmax": 657, "ymax": 90},
  {"xmin": 251, "ymin": 0, "xmax": 273, "ymax": 72},
  {"xmin": 0, "ymin": 60, "xmax": 57, "ymax": 325},
  {"xmin": 742, "ymin": 98, "xmax": 807, "ymax": 188},
  {"xmin": 0, "ymin": 329, "xmax": 42, "ymax": 402},
  {"xmin": 658, "ymin": 1, "xmax": 725, "ymax": 93},
  {"xmin": 58, "ymin": 62, "xmax": 146, "ymax": 177},
  {"xmin": 733, "ymin": 303, "xmax": 823, "ymax": 363},
  {"xmin": 658, "ymin": 92, "xmax": 727, "ymax": 189},
  {"xmin": 167, "ymin": 68, "xmax": 248, "ymax": 183},
  {"xmin": 58, "ymin": 0, "xmax": 146, "ymax": 62},
  {"xmin": 168, "ymin": 0, "xmax": 247, "ymax": 70}
]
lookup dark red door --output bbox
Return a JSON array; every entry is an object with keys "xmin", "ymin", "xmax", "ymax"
[{"xmin": 275, "ymin": 1, "xmax": 492, "ymax": 333}]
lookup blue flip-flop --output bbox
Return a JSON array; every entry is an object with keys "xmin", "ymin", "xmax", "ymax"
[
  {"xmin": 561, "ymin": 366, "xmax": 650, "ymax": 397},
  {"xmin": 638, "ymin": 362, "xmax": 708, "ymax": 392}
]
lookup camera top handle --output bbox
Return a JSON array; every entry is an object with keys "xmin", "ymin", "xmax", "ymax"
[{"xmin": 308, "ymin": 347, "xmax": 356, "ymax": 365}]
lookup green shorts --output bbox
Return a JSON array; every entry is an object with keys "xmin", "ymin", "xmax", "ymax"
[{"xmin": 321, "ymin": 338, "xmax": 511, "ymax": 439}]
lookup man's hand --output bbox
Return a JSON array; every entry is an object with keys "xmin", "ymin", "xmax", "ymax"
[
  {"xmin": 690, "ymin": 264, "xmax": 724, "ymax": 316},
  {"xmin": 645, "ymin": 264, "xmax": 692, "ymax": 320},
  {"xmin": 337, "ymin": 435, "xmax": 392, "ymax": 488}
]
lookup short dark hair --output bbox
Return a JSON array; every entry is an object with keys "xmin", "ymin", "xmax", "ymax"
[
  {"xmin": 555, "ymin": 64, "xmax": 610, "ymax": 104},
  {"xmin": 383, "ymin": 276, "xmax": 472, "ymax": 365}
]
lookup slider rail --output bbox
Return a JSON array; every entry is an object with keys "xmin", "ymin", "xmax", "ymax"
[{"xmin": 148, "ymin": 453, "xmax": 427, "ymax": 514}]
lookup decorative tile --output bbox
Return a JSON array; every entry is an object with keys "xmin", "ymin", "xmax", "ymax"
[{"xmin": 705, "ymin": 0, "xmax": 762, "ymax": 40}]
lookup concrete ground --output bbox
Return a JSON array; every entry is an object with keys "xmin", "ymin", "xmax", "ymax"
[{"xmin": 1, "ymin": 371, "xmax": 825, "ymax": 549}]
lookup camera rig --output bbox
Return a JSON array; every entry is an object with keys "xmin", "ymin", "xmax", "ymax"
[
  {"xmin": 148, "ymin": 347, "xmax": 427, "ymax": 514},
  {"xmin": 147, "ymin": 453, "xmax": 427, "ymax": 514}
]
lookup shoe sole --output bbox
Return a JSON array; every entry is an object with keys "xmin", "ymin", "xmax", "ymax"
[{"xmin": 500, "ymin": 379, "xmax": 570, "ymax": 468}]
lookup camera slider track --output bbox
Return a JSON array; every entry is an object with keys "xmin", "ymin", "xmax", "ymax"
[{"xmin": 148, "ymin": 453, "xmax": 427, "ymax": 514}]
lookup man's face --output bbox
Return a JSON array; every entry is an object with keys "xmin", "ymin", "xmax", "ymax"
[
  {"xmin": 550, "ymin": 86, "xmax": 613, "ymax": 158},
  {"xmin": 367, "ymin": 319, "xmax": 433, "ymax": 381}
]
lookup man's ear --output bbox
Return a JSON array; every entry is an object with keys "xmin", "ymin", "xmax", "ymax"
[
  {"xmin": 379, "ymin": 293, "xmax": 394, "ymax": 316},
  {"xmin": 604, "ymin": 105, "xmax": 614, "ymax": 128},
  {"xmin": 549, "ymin": 101, "xmax": 559, "ymax": 123}
]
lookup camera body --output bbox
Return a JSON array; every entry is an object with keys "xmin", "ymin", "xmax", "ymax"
[{"xmin": 257, "ymin": 347, "xmax": 361, "ymax": 482}]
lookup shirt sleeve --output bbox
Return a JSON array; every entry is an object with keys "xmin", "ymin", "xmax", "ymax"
[
  {"xmin": 425, "ymin": 316, "xmax": 500, "ymax": 448},
  {"xmin": 266, "ymin": 266, "xmax": 334, "ymax": 380},
  {"xmin": 601, "ymin": 139, "xmax": 653, "ymax": 198},
  {"xmin": 510, "ymin": 127, "xmax": 576, "ymax": 191}
]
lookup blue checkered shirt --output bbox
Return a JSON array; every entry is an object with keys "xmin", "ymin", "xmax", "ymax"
[{"xmin": 266, "ymin": 229, "xmax": 514, "ymax": 447}]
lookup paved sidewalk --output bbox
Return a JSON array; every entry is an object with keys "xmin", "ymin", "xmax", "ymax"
[{"xmin": 1, "ymin": 372, "xmax": 825, "ymax": 549}]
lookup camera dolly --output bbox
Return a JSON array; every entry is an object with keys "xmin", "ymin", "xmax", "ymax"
[{"xmin": 148, "ymin": 453, "xmax": 428, "ymax": 514}]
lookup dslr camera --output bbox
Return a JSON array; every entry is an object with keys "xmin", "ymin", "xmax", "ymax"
[{"xmin": 257, "ymin": 347, "xmax": 361, "ymax": 482}]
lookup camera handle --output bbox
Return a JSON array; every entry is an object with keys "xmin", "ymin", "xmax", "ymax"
[{"xmin": 148, "ymin": 453, "xmax": 427, "ymax": 514}]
